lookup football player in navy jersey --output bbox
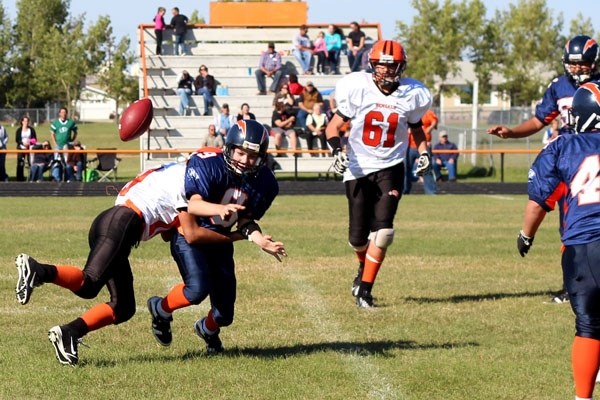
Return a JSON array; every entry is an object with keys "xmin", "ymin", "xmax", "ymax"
[
  {"xmin": 147, "ymin": 120, "xmax": 286, "ymax": 354},
  {"xmin": 488, "ymin": 35, "xmax": 600, "ymax": 304},
  {"xmin": 517, "ymin": 81, "xmax": 600, "ymax": 400}
]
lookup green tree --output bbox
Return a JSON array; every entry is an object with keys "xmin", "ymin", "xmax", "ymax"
[{"xmin": 0, "ymin": 3, "xmax": 14, "ymax": 106}]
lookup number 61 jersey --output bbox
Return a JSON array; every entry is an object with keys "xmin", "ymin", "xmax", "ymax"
[
  {"xmin": 334, "ymin": 71, "xmax": 432, "ymax": 180},
  {"xmin": 528, "ymin": 133, "xmax": 600, "ymax": 246}
]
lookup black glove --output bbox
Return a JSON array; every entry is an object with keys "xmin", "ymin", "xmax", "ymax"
[
  {"xmin": 415, "ymin": 151, "xmax": 431, "ymax": 176},
  {"xmin": 517, "ymin": 230, "xmax": 534, "ymax": 257}
]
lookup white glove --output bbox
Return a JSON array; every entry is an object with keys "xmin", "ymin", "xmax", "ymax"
[
  {"xmin": 331, "ymin": 149, "xmax": 349, "ymax": 175},
  {"xmin": 415, "ymin": 151, "xmax": 431, "ymax": 176}
]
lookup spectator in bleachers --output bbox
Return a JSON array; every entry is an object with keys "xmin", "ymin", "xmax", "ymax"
[
  {"xmin": 28, "ymin": 140, "xmax": 52, "ymax": 182},
  {"xmin": 236, "ymin": 103, "xmax": 256, "ymax": 121},
  {"xmin": 287, "ymin": 74, "xmax": 305, "ymax": 96},
  {"xmin": 347, "ymin": 21, "xmax": 366, "ymax": 72},
  {"xmin": 0, "ymin": 123, "xmax": 7, "ymax": 182},
  {"xmin": 255, "ymin": 42, "xmax": 283, "ymax": 95},
  {"xmin": 169, "ymin": 7, "xmax": 188, "ymax": 56},
  {"xmin": 292, "ymin": 25, "xmax": 313, "ymax": 75},
  {"xmin": 214, "ymin": 103, "xmax": 236, "ymax": 138},
  {"xmin": 200, "ymin": 124, "xmax": 224, "ymax": 149},
  {"xmin": 193, "ymin": 65, "xmax": 216, "ymax": 116},
  {"xmin": 15, "ymin": 115, "xmax": 37, "ymax": 182},
  {"xmin": 176, "ymin": 70, "xmax": 194, "ymax": 116},
  {"xmin": 312, "ymin": 31, "xmax": 328, "ymax": 75},
  {"xmin": 296, "ymin": 81, "xmax": 323, "ymax": 130},
  {"xmin": 153, "ymin": 7, "xmax": 166, "ymax": 55},
  {"xmin": 271, "ymin": 102, "xmax": 297, "ymax": 156},
  {"xmin": 65, "ymin": 140, "xmax": 84, "ymax": 182},
  {"xmin": 432, "ymin": 130, "xmax": 458, "ymax": 182},
  {"xmin": 272, "ymin": 83, "xmax": 295, "ymax": 112},
  {"xmin": 326, "ymin": 95, "xmax": 350, "ymax": 150},
  {"xmin": 304, "ymin": 103, "xmax": 328, "ymax": 156},
  {"xmin": 325, "ymin": 24, "xmax": 342, "ymax": 75}
]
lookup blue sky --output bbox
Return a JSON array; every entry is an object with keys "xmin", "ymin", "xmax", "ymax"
[{"xmin": 2, "ymin": 0, "xmax": 599, "ymax": 49}]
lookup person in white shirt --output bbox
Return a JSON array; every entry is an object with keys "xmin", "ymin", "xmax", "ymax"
[{"xmin": 325, "ymin": 39, "xmax": 432, "ymax": 308}]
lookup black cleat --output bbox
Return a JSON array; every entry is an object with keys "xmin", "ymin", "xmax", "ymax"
[
  {"xmin": 147, "ymin": 296, "xmax": 173, "ymax": 346},
  {"xmin": 15, "ymin": 253, "xmax": 43, "ymax": 305},
  {"xmin": 194, "ymin": 318, "xmax": 224, "ymax": 354},
  {"xmin": 356, "ymin": 290, "xmax": 375, "ymax": 308},
  {"xmin": 351, "ymin": 262, "xmax": 365, "ymax": 297},
  {"xmin": 551, "ymin": 290, "xmax": 570, "ymax": 304},
  {"xmin": 48, "ymin": 325, "xmax": 81, "ymax": 366}
]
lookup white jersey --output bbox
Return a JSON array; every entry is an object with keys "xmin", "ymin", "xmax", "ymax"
[
  {"xmin": 335, "ymin": 72, "xmax": 432, "ymax": 180},
  {"xmin": 115, "ymin": 162, "xmax": 188, "ymax": 241}
]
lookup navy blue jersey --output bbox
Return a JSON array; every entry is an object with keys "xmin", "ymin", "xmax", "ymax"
[
  {"xmin": 184, "ymin": 150, "xmax": 279, "ymax": 233},
  {"xmin": 528, "ymin": 133, "xmax": 600, "ymax": 245},
  {"xmin": 534, "ymin": 75, "xmax": 578, "ymax": 134}
]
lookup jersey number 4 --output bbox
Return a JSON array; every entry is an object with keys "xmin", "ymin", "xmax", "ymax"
[
  {"xmin": 571, "ymin": 155, "xmax": 600, "ymax": 205},
  {"xmin": 362, "ymin": 111, "xmax": 399, "ymax": 148}
]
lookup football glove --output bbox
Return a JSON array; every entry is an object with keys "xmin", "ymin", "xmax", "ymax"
[
  {"xmin": 517, "ymin": 230, "xmax": 534, "ymax": 257},
  {"xmin": 331, "ymin": 148, "xmax": 349, "ymax": 175},
  {"xmin": 415, "ymin": 151, "xmax": 431, "ymax": 176}
]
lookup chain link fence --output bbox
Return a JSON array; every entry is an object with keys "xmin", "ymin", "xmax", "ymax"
[{"xmin": 0, "ymin": 106, "xmax": 63, "ymax": 127}]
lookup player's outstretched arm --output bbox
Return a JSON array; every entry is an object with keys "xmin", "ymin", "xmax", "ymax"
[
  {"xmin": 178, "ymin": 211, "xmax": 243, "ymax": 244},
  {"xmin": 238, "ymin": 219, "xmax": 287, "ymax": 262},
  {"xmin": 488, "ymin": 118, "xmax": 545, "ymax": 139},
  {"xmin": 188, "ymin": 194, "xmax": 245, "ymax": 219}
]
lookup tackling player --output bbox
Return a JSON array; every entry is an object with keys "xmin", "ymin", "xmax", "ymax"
[
  {"xmin": 14, "ymin": 158, "xmax": 238, "ymax": 366},
  {"xmin": 325, "ymin": 39, "xmax": 432, "ymax": 308},
  {"xmin": 147, "ymin": 120, "xmax": 286, "ymax": 354},
  {"xmin": 517, "ymin": 81, "xmax": 600, "ymax": 400},
  {"xmin": 488, "ymin": 35, "xmax": 600, "ymax": 304}
]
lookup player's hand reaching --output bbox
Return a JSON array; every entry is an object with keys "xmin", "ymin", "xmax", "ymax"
[
  {"xmin": 517, "ymin": 230, "xmax": 534, "ymax": 257},
  {"xmin": 331, "ymin": 148, "xmax": 349, "ymax": 175},
  {"xmin": 487, "ymin": 125, "xmax": 512, "ymax": 139},
  {"xmin": 415, "ymin": 151, "xmax": 431, "ymax": 176},
  {"xmin": 256, "ymin": 234, "xmax": 287, "ymax": 262},
  {"xmin": 218, "ymin": 203, "xmax": 245, "ymax": 220}
]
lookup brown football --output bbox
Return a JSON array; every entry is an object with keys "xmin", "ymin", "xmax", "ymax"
[{"xmin": 119, "ymin": 98, "xmax": 153, "ymax": 141}]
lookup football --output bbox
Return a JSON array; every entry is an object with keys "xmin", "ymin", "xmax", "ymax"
[{"xmin": 119, "ymin": 98, "xmax": 153, "ymax": 141}]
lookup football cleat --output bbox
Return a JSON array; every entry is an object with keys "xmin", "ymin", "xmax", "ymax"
[
  {"xmin": 147, "ymin": 296, "xmax": 173, "ymax": 346},
  {"xmin": 194, "ymin": 318, "xmax": 224, "ymax": 355},
  {"xmin": 351, "ymin": 262, "xmax": 365, "ymax": 297},
  {"xmin": 48, "ymin": 325, "xmax": 82, "ymax": 366},
  {"xmin": 356, "ymin": 290, "xmax": 375, "ymax": 308},
  {"xmin": 551, "ymin": 290, "xmax": 570, "ymax": 304},
  {"xmin": 15, "ymin": 253, "xmax": 43, "ymax": 305}
]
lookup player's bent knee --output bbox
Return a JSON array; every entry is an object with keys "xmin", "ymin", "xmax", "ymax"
[
  {"xmin": 74, "ymin": 279, "xmax": 103, "ymax": 299},
  {"xmin": 113, "ymin": 302, "xmax": 136, "ymax": 324},
  {"xmin": 369, "ymin": 228, "xmax": 395, "ymax": 249},
  {"xmin": 348, "ymin": 241, "xmax": 368, "ymax": 252}
]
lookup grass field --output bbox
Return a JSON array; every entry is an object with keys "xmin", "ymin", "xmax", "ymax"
[{"xmin": 0, "ymin": 194, "xmax": 579, "ymax": 399}]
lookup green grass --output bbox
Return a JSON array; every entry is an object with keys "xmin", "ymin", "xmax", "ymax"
[{"xmin": 0, "ymin": 194, "xmax": 576, "ymax": 399}]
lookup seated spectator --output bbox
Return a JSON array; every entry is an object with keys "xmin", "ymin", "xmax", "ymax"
[
  {"xmin": 200, "ymin": 124, "xmax": 224, "ymax": 149},
  {"xmin": 194, "ymin": 65, "xmax": 216, "ymax": 116},
  {"xmin": 304, "ymin": 103, "xmax": 328, "ymax": 156},
  {"xmin": 272, "ymin": 83, "xmax": 295, "ymax": 112},
  {"xmin": 214, "ymin": 103, "xmax": 236, "ymax": 138},
  {"xmin": 236, "ymin": 103, "xmax": 256, "ymax": 121},
  {"xmin": 292, "ymin": 25, "xmax": 313, "ymax": 75},
  {"xmin": 176, "ymin": 70, "xmax": 194, "ymax": 116},
  {"xmin": 49, "ymin": 154, "xmax": 65, "ymax": 182},
  {"xmin": 433, "ymin": 130, "xmax": 459, "ymax": 182},
  {"xmin": 296, "ymin": 81, "xmax": 323, "ymax": 129},
  {"xmin": 65, "ymin": 140, "xmax": 84, "ymax": 182},
  {"xmin": 271, "ymin": 102, "xmax": 297, "ymax": 156},
  {"xmin": 347, "ymin": 21, "xmax": 366, "ymax": 72},
  {"xmin": 325, "ymin": 24, "xmax": 342, "ymax": 75},
  {"xmin": 287, "ymin": 74, "xmax": 305, "ymax": 96},
  {"xmin": 28, "ymin": 140, "xmax": 53, "ymax": 182},
  {"xmin": 326, "ymin": 95, "xmax": 350, "ymax": 150},
  {"xmin": 312, "ymin": 31, "xmax": 328, "ymax": 75},
  {"xmin": 255, "ymin": 42, "xmax": 283, "ymax": 95}
]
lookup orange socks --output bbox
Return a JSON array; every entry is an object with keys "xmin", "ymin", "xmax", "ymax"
[
  {"xmin": 361, "ymin": 253, "xmax": 383, "ymax": 284},
  {"xmin": 80, "ymin": 303, "xmax": 116, "ymax": 332},
  {"xmin": 160, "ymin": 283, "xmax": 192, "ymax": 314},
  {"xmin": 573, "ymin": 335, "xmax": 600, "ymax": 398},
  {"xmin": 355, "ymin": 249, "xmax": 366, "ymax": 265},
  {"xmin": 204, "ymin": 309, "xmax": 219, "ymax": 333},
  {"xmin": 53, "ymin": 265, "xmax": 84, "ymax": 292}
]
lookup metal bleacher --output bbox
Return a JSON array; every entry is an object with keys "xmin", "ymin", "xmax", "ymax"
[{"xmin": 137, "ymin": 23, "xmax": 381, "ymax": 173}]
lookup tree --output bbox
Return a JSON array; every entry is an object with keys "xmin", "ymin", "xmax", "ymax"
[{"xmin": 0, "ymin": 3, "xmax": 14, "ymax": 106}]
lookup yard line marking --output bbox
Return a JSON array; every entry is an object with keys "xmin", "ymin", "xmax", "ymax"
[
  {"xmin": 483, "ymin": 194, "xmax": 515, "ymax": 201},
  {"xmin": 285, "ymin": 269, "xmax": 404, "ymax": 400}
]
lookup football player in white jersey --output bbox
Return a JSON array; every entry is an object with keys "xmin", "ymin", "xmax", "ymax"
[
  {"xmin": 13, "ymin": 160, "xmax": 237, "ymax": 366},
  {"xmin": 325, "ymin": 39, "xmax": 433, "ymax": 308}
]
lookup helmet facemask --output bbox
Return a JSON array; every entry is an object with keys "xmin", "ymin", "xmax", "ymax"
[{"xmin": 224, "ymin": 144, "xmax": 264, "ymax": 178}]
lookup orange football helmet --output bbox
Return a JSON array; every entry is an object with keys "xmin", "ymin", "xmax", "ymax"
[{"xmin": 368, "ymin": 40, "xmax": 407, "ymax": 90}]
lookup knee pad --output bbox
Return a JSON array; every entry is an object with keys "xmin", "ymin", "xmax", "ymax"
[
  {"xmin": 368, "ymin": 228, "xmax": 395, "ymax": 249},
  {"xmin": 348, "ymin": 241, "xmax": 368, "ymax": 252},
  {"xmin": 74, "ymin": 276, "xmax": 104, "ymax": 299}
]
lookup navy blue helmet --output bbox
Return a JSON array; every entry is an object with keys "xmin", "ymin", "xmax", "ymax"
[
  {"xmin": 570, "ymin": 81, "xmax": 600, "ymax": 132},
  {"xmin": 563, "ymin": 35, "xmax": 599, "ymax": 85},
  {"xmin": 224, "ymin": 120, "xmax": 270, "ymax": 176}
]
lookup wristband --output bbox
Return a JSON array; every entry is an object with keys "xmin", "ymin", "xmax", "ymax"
[
  {"xmin": 327, "ymin": 136, "xmax": 342, "ymax": 153},
  {"xmin": 240, "ymin": 221, "xmax": 261, "ymax": 241}
]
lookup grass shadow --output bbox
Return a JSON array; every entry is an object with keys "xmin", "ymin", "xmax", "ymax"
[{"xmin": 404, "ymin": 289, "xmax": 555, "ymax": 304}]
